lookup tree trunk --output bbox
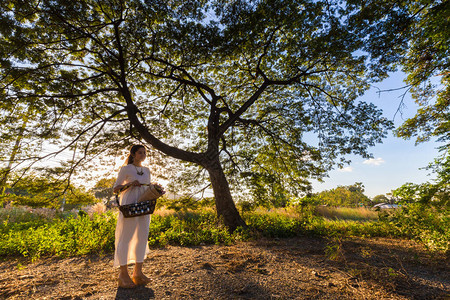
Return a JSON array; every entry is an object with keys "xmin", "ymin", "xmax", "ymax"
[
  {"xmin": 206, "ymin": 159, "xmax": 246, "ymax": 232},
  {"xmin": 0, "ymin": 116, "xmax": 28, "ymax": 195}
]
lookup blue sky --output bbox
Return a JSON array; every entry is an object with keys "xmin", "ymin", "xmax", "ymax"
[{"xmin": 311, "ymin": 72, "xmax": 441, "ymax": 198}]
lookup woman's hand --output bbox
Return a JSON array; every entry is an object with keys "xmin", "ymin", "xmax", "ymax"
[
  {"xmin": 113, "ymin": 185, "xmax": 124, "ymax": 194},
  {"xmin": 130, "ymin": 180, "xmax": 141, "ymax": 187}
]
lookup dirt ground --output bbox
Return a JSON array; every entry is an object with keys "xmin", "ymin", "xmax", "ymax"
[{"xmin": 0, "ymin": 236, "xmax": 448, "ymax": 300}]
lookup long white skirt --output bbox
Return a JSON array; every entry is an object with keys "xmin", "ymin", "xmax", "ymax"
[{"xmin": 114, "ymin": 185, "xmax": 151, "ymax": 267}]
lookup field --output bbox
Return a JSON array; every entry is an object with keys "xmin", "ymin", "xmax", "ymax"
[{"xmin": 0, "ymin": 205, "xmax": 449, "ymax": 299}]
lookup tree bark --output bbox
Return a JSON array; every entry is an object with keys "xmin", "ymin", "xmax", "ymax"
[
  {"xmin": 206, "ymin": 158, "xmax": 246, "ymax": 232},
  {"xmin": 0, "ymin": 115, "xmax": 28, "ymax": 195}
]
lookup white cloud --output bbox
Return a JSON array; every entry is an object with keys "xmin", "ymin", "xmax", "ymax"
[
  {"xmin": 338, "ymin": 166, "xmax": 353, "ymax": 173},
  {"xmin": 363, "ymin": 157, "xmax": 385, "ymax": 166}
]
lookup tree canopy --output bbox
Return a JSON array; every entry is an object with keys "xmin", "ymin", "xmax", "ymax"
[
  {"xmin": 313, "ymin": 182, "xmax": 370, "ymax": 207},
  {"xmin": 393, "ymin": 0, "xmax": 449, "ymax": 148},
  {"xmin": 0, "ymin": 0, "xmax": 423, "ymax": 230},
  {"xmin": 1, "ymin": 173, "xmax": 97, "ymax": 208},
  {"xmin": 348, "ymin": 0, "xmax": 449, "ymax": 191}
]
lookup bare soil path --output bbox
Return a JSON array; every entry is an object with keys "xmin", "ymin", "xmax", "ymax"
[{"xmin": 0, "ymin": 236, "xmax": 448, "ymax": 299}]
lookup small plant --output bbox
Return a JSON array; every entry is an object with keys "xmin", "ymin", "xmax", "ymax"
[
  {"xmin": 387, "ymin": 267, "xmax": 398, "ymax": 277},
  {"xmin": 324, "ymin": 236, "xmax": 345, "ymax": 261},
  {"xmin": 360, "ymin": 247, "xmax": 373, "ymax": 258}
]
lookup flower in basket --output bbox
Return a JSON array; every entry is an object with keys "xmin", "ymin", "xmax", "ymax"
[{"xmin": 152, "ymin": 183, "xmax": 165, "ymax": 195}]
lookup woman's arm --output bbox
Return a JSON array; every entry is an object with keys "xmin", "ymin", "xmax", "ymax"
[
  {"xmin": 113, "ymin": 184, "xmax": 127, "ymax": 194},
  {"xmin": 113, "ymin": 180, "xmax": 141, "ymax": 193},
  {"xmin": 113, "ymin": 166, "xmax": 135, "ymax": 193}
]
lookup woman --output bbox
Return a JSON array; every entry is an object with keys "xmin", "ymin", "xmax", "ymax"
[{"xmin": 113, "ymin": 144, "xmax": 154, "ymax": 288}]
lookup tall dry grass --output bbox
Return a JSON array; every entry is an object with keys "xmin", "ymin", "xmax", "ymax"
[
  {"xmin": 153, "ymin": 206, "xmax": 176, "ymax": 217},
  {"xmin": 315, "ymin": 206, "xmax": 379, "ymax": 221},
  {"xmin": 85, "ymin": 202, "xmax": 107, "ymax": 216},
  {"xmin": 250, "ymin": 207, "xmax": 299, "ymax": 218},
  {"xmin": 0, "ymin": 204, "xmax": 58, "ymax": 223}
]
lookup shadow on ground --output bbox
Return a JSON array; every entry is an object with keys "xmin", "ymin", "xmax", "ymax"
[
  {"xmin": 252, "ymin": 237, "xmax": 449, "ymax": 299},
  {"xmin": 115, "ymin": 285, "xmax": 154, "ymax": 299}
]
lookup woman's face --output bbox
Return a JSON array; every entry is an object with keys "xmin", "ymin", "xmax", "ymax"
[{"xmin": 132, "ymin": 147, "xmax": 147, "ymax": 164}]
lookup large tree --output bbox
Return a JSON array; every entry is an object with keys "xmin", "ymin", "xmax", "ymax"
[{"xmin": 0, "ymin": 0, "xmax": 396, "ymax": 230}]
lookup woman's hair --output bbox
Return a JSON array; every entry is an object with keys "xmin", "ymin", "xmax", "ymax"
[{"xmin": 125, "ymin": 144, "xmax": 146, "ymax": 165}]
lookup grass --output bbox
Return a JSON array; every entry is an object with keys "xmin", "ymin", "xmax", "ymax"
[
  {"xmin": 0, "ymin": 203, "xmax": 447, "ymax": 260},
  {"xmin": 314, "ymin": 206, "xmax": 379, "ymax": 221}
]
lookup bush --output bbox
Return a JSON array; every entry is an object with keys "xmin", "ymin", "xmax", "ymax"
[
  {"xmin": 243, "ymin": 206, "xmax": 316, "ymax": 238},
  {"xmin": 0, "ymin": 210, "xmax": 116, "ymax": 260},
  {"xmin": 381, "ymin": 203, "xmax": 449, "ymax": 253},
  {"xmin": 0, "ymin": 208, "xmax": 239, "ymax": 259},
  {"xmin": 245, "ymin": 212, "xmax": 303, "ymax": 237},
  {"xmin": 148, "ymin": 211, "xmax": 235, "ymax": 246}
]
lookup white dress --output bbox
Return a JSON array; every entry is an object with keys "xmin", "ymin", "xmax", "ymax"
[{"xmin": 113, "ymin": 164, "xmax": 151, "ymax": 267}]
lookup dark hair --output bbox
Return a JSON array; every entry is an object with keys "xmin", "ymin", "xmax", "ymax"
[{"xmin": 125, "ymin": 145, "xmax": 146, "ymax": 165}]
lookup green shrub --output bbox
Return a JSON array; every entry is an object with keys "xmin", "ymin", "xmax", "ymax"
[
  {"xmin": 148, "ymin": 211, "xmax": 234, "ymax": 246},
  {"xmin": 0, "ymin": 211, "xmax": 116, "ymax": 260},
  {"xmin": 308, "ymin": 219, "xmax": 400, "ymax": 238},
  {"xmin": 244, "ymin": 211, "xmax": 305, "ymax": 238},
  {"xmin": 381, "ymin": 203, "xmax": 449, "ymax": 253}
]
